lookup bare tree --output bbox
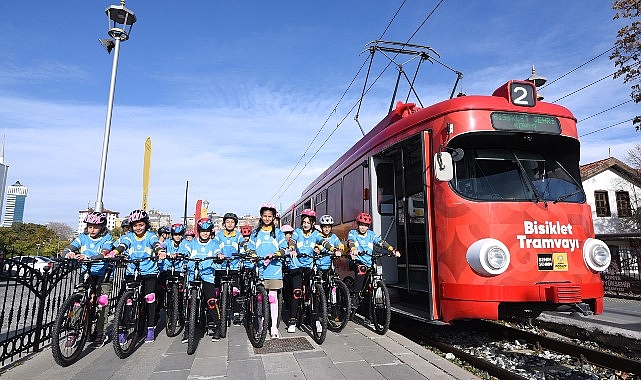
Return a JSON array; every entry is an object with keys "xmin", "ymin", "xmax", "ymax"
[
  {"xmin": 624, "ymin": 144, "xmax": 641, "ymax": 228},
  {"xmin": 610, "ymin": 0, "xmax": 641, "ymax": 129},
  {"xmin": 46, "ymin": 221, "xmax": 75, "ymax": 241}
]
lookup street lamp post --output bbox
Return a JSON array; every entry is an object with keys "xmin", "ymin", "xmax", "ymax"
[{"xmin": 95, "ymin": 1, "xmax": 137, "ymax": 213}]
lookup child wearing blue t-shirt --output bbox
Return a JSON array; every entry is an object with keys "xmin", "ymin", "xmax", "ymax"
[
  {"xmin": 61, "ymin": 211, "xmax": 114, "ymax": 347},
  {"xmin": 180, "ymin": 218, "xmax": 222, "ymax": 343},
  {"xmin": 247, "ymin": 203, "xmax": 287, "ymax": 339},
  {"xmin": 347, "ymin": 212, "xmax": 400, "ymax": 306},
  {"xmin": 110, "ymin": 209, "xmax": 166, "ymax": 343}
]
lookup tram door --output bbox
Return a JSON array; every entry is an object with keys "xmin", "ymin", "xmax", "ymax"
[{"xmin": 371, "ymin": 135, "xmax": 431, "ymax": 309}]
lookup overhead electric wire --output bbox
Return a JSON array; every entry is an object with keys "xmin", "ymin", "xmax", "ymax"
[
  {"xmin": 550, "ymin": 71, "xmax": 616, "ymax": 103},
  {"xmin": 540, "ymin": 47, "xmax": 614, "ymax": 90},
  {"xmin": 273, "ymin": 0, "xmax": 446, "ymax": 204},
  {"xmin": 269, "ymin": 56, "xmax": 371, "ymax": 203},
  {"xmin": 270, "ymin": 0, "xmax": 414, "ymax": 203},
  {"xmin": 580, "ymin": 118, "xmax": 635, "ymax": 137},
  {"xmin": 577, "ymin": 99, "xmax": 633, "ymax": 123}
]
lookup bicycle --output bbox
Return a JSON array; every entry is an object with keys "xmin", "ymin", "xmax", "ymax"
[
  {"xmin": 111, "ymin": 257, "xmax": 157, "ymax": 358},
  {"xmin": 348, "ymin": 248, "xmax": 394, "ymax": 335},
  {"xmin": 183, "ymin": 256, "xmax": 218, "ymax": 355},
  {"xmin": 215, "ymin": 255, "xmax": 242, "ymax": 339},
  {"xmin": 290, "ymin": 252, "xmax": 328, "ymax": 344},
  {"xmin": 51, "ymin": 258, "xmax": 114, "ymax": 366},
  {"xmin": 164, "ymin": 255, "xmax": 185, "ymax": 337},
  {"xmin": 323, "ymin": 253, "xmax": 351, "ymax": 333},
  {"xmin": 236, "ymin": 252, "xmax": 270, "ymax": 348}
]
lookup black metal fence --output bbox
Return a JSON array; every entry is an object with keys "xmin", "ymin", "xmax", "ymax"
[
  {"xmin": 601, "ymin": 243, "xmax": 641, "ymax": 298},
  {"xmin": 0, "ymin": 254, "xmax": 126, "ymax": 368}
]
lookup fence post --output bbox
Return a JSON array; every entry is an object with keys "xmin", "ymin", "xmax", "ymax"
[{"xmin": 32, "ymin": 270, "xmax": 49, "ymax": 352}]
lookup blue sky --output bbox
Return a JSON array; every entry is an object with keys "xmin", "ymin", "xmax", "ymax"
[{"xmin": 0, "ymin": 1, "xmax": 637, "ymax": 228}]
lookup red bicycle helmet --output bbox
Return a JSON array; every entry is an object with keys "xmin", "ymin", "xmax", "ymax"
[
  {"xmin": 185, "ymin": 229, "xmax": 195, "ymax": 237},
  {"xmin": 240, "ymin": 225, "xmax": 253, "ymax": 237},
  {"xmin": 356, "ymin": 212, "xmax": 372, "ymax": 225}
]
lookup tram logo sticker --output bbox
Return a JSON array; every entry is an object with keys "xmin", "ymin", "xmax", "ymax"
[{"xmin": 537, "ymin": 253, "xmax": 568, "ymax": 271}]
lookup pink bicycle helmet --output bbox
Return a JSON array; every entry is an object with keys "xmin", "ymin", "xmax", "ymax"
[
  {"xmin": 301, "ymin": 209, "xmax": 316, "ymax": 219},
  {"xmin": 280, "ymin": 224, "xmax": 294, "ymax": 233},
  {"xmin": 84, "ymin": 211, "xmax": 107, "ymax": 225},
  {"xmin": 259, "ymin": 202, "xmax": 278, "ymax": 215}
]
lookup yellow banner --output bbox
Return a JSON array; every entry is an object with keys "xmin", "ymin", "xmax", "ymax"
[{"xmin": 142, "ymin": 137, "xmax": 151, "ymax": 211}]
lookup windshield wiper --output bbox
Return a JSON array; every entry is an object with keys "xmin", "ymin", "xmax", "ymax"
[
  {"xmin": 512, "ymin": 154, "xmax": 542, "ymax": 204},
  {"xmin": 553, "ymin": 189, "xmax": 583, "ymax": 204}
]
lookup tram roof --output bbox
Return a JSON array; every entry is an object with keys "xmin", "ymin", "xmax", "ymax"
[{"xmin": 300, "ymin": 86, "xmax": 577, "ymax": 199}]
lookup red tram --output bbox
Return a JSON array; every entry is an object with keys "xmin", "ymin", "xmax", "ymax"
[{"xmin": 281, "ymin": 79, "xmax": 611, "ymax": 322}]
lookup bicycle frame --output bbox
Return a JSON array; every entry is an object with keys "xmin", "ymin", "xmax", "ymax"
[
  {"xmin": 112, "ymin": 256, "xmax": 157, "ymax": 359},
  {"xmin": 182, "ymin": 256, "xmax": 217, "ymax": 355},
  {"xmin": 51, "ymin": 258, "xmax": 111, "ymax": 367}
]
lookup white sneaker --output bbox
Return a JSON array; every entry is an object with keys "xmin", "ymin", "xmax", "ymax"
[
  {"xmin": 270, "ymin": 327, "xmax": 280, "ymax": 339},
  {"xmin": 315, "ymin": 320, "xmax": 323, "ymax": 332},
  {"xmin": 287, "ymin": 324, "xmax": 296, "ymax": 333}
]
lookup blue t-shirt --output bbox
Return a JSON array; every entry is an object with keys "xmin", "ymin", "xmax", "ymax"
[
  {"xmin": 316, "ymin": 233, "xmax": 343, "ymax": 270},
  {"xmin": 182, "ymin": 238, "xmax": 217, "ymax": 283},
  {"xmin": 289, "ymin": 228, "xmax": 322, "ymax": 269},
  {"xmin": 164, "ymin": 238, "xmax": 187, "ymax": 272},
  {"xmin": 347, "ymin": 229, "xmax": 382, "ymax": 266},
  {"xmin": 117, "ymin": 231, "xmax": 161, "ymax": 276},
  {"xmin": 213, "ymin": 229, "xmax": 244, "ymax": 270},
  {"xmin": 68, "ymin": 233, "xmax": 114, "ymax": 276},
  {"xmin": 247, "ymin": 227, "xmax": 287, "ymax": 280}
]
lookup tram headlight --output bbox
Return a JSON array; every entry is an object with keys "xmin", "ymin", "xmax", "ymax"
[
  {"xmin": 582, "ymin": 238, "xmax": 611, "ymax": 272},
  {"xmin": 466, "ymin": 238, "xmax": 511, "ymax": 276}
]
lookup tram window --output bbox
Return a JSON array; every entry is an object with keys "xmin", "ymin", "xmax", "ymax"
[
  {"xmin": 377, "ymin": 163, "xmax": 395, "ymax": 215},
  {"xmin": 327, "ymin": 179, "xmax": 342, "ymax": 222},
  {"xmin": 452, "ymin": 148, "xmax": 585, "ymax": 203},
  {"xmin": 343, "ymin": 166, "xmax": 364, "ymax": 221}
]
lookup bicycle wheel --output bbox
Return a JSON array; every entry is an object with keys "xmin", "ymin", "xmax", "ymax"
[
  {"xmin": 370, "ymin": 280, "xmax": 391, "ymax": 335},
  {"xmin": 309, "ymin": 283, "xmax": 328, "ymax": 344},
  {"xmin": 219, "ymin": 282, "xmax": 229, "ymax": 338},
  {"xmin": 187, "ymin": 288, "xmax": 199, "ymax": 355},
  {"xmin": 327, "ymin": 279, "xmax": 351, "ymax": 333},
  {"xmin": 112, "ymin": 290, "xmax": 140, "ymax": 359},
  {"xmin": 51, "ymin": 293, "xmax": 90, "ymax": 366},
  {"xmin": 165, "ymin": 282, "xmax": 181, "ymax": 337},
  {"xmin": 245, "ymin": 284, "xmax": 269, "ymax": 348}
]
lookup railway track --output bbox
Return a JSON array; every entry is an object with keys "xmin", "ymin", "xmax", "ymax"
[{"xmin": 390, "ymin": 315, "xmax": 640, "ymax": 379}]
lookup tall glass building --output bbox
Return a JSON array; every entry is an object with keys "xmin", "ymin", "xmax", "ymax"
[
  {"xmin": 0, "ymin": 145, "xmax": 8, "ymax": 222},
  {"xmin": 2, "ymin": 181, "xmax": 27, "ymax": 227}
]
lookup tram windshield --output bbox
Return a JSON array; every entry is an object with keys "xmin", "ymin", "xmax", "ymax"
[{"xmin": 452, "ymin": 148, "xmax": 585, "ymax": 203}]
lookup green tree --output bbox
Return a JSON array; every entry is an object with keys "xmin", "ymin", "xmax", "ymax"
[
  {"xmin": 610, "ymin": 0, "xmax": 641, "ymax": 129},
  {"xmin": 0, "ymin": 223, "xmax": 62, "ymax": 257}
]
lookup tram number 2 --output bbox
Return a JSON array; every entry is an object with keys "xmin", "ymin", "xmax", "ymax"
[{"xmin": 510, "ymin": 82, "xmax": 536, "ymax": 107}]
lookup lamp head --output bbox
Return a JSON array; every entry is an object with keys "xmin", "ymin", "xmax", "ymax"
[{"xmin": 105, "ymin": 3, "xmax": 137, "ymax": 41}]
